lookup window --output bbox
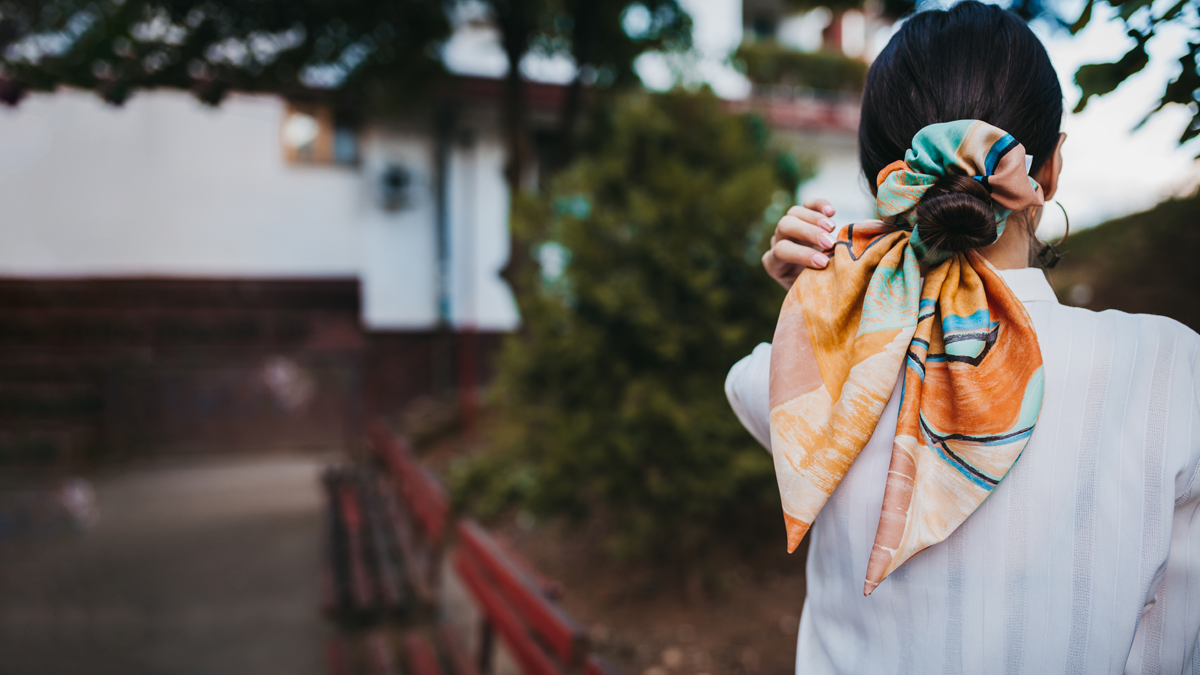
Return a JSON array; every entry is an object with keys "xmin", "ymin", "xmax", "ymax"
[{"xmin": 281, "ymin": 103, "xmax": 359, "ymax": 167}]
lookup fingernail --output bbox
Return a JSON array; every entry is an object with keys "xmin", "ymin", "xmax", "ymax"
[
  {"xmin": 818, "ymin": 233, "xmax": 834, "ymax": 249},
  {"xmin": 819, "ymin": 219, "xmax": 835, "ymax": 232},
  {"xmin": 812, "ymin": 253, "xmax": 829, "ymax": 268},
  {"xmin": 823, "ymin": 205, "xmax": 835, "ymax": 216}
]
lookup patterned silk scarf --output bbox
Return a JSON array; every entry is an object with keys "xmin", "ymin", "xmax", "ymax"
[{"xmin": 768, "ymin": 120, "xmax": 1047, "ymax": 595}]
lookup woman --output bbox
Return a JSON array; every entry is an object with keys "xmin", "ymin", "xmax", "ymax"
[{"xmin": 725, "ymin": 3, "xmax": 1200, "ymax": 673}]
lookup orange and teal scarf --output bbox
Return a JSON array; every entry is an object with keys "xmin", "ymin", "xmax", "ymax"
[{"xmin": 768, "ymin": 120, "xmax": 1046, "ymax": 595}]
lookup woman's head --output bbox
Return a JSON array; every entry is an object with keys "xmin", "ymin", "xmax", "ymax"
[
  {"xmin": 859, "ymin": 1, "xmax": 1064, "ymax": 262},
  {"xmin": 861, "ymin": 1, "xmax": 1062, "ymax": 180}
]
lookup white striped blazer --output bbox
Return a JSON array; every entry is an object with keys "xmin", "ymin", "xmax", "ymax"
[{"xmin": 725, "ymin": 268, "xmax": 1200, "ymax": 674}]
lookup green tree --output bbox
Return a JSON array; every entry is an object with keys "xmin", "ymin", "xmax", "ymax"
[
  {"xmin": 481, "ymin": 0, "xmax": 691, "ymax": 294},
  {"xmin": 0, "ymin": 0, "xmax": 451, "ymax": 106},
  {"xmin": 1067, "ymin": 0, "xmax": 1200, "ymax": 145},
  {"xmin": 539, "ymin": 0, "xmax": 691, "ymax": 171},
  {"xmin": 733, "ymin": 41, "xmax": 868, "ymax": 91},
  {"xmin": 452, "ymin": 89, "xmax": 807, "ymax": 558}
]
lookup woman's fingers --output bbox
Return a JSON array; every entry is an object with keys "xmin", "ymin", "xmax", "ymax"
[
  {"xmin": 802, "ymin": 197, "xmax": 836, "ymax": 218},
  {"xmin": 774, "ymin": 215, "xmax": 836, "ymax": 251},
  {"xmin": 784, "ymin": 206, "xmax": 835, "ymax": 232},
  {"xmin": 772, "ymin": 239, "xmax": 829, "ymax": 269}
]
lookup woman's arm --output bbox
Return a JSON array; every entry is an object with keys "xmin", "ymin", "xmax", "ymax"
[
  {"xmin": 725, "ymin": 198, "xmax": 842, "ymax": 450},
  {"xmin": 725, "ymin": 343, "xmax": 773, "ymax": 452}
]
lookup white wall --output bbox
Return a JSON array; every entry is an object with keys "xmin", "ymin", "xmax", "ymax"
[
  {"xmin": 446, "ymin": 127, "xmax": 516, "ymax": 329},
  {"xmin": 0, "ymin": 90, "xmax": 362, "ymax": 276},
  {"xmin": 357, "ymin": 128, "xmax": 440, "ymax": 329},
  {"xmin": 0, "ymin": 88, "xmax": 520, "ymax": 331}
]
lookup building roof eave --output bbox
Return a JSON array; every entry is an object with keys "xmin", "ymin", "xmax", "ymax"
[{"xmin": 723, "ymin": 92, "xmax": 860, "ymax": 135}]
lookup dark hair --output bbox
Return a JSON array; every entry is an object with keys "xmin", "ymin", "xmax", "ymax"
[
  {"xmin": 859, "ymin": 1, "xmax": 1062, "ymax": 255},
  {"xmin": 914, "ymin": 174, "xmax": 996, "ymax": 253}
]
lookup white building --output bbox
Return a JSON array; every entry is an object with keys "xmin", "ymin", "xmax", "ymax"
[
  {"xmin": 0, "ymin": 85, "xmax": 519, "ymax": 332},
  {"xmin": 0, "ymin": 0, "xmax": 880, "ymax": 463},
  {"xmin": 0, "ymin": 0, "xmax": 882, "ymax": 331}
]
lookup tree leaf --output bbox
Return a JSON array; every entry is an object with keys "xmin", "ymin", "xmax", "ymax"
[
  {"xmin": 1134, "ymin": 40, "xmax": 1199, "ymax": 134},
  {"xmin": 1072, "ymin": 30, "xmax": 1150, "ymax": 113},
  {"xmin": 1157, "ymin": 0, "xmax": 1190, "ymax": 23},
  {"xmin": 1159, "ymin": 42, "xmax": 1200, "ymax": 106},
  {"xmin": 1070, "ymin": 0, "xmax": 1095, "ymax": 34},
  {"xmin": 1116, "ymin": 0, "xmax": 1155, "ymax": 20}
]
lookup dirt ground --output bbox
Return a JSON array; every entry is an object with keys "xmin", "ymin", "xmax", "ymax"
[
  {"xmin": 417, "ymin": 423, "xmax": 809, "ymax": 675},
  {"xmin": 0, "ymin": 454, "xmax": 334, "ymax": 675},
  {"xmin": 495, "ymin": 517, "xmax": 809, "ymax": 675}
]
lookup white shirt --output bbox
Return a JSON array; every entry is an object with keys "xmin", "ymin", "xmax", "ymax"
[{"xmin": 724, "ymin": 268, "xmax": 1200, "ymax": 675}]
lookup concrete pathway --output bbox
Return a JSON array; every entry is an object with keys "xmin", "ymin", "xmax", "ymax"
[{"xmin": 0, "ymin": 455, "xmax": 333, "ymax": 675}]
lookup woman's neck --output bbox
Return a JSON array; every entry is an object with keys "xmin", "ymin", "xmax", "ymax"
[{"xmin": 978, "ymin": 209, "xmax": 1037, "ymax": 270}]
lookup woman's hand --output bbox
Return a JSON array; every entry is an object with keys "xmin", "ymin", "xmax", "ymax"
[{"xmin": 762, "ymin": 198, "xmax": 838, "ymax": 289}]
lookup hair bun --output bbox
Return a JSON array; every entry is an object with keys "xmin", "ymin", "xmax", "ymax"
[{"xmin": 913, "ymin": 174, "xmax": 997, "ymax": 255}]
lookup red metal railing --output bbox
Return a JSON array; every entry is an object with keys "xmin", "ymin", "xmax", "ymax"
[
  {"xmin": 456, "ymin": 520, "xmax": 586, "ymax": 666},
  {"xmin": 321, "ymin": 421, "xmax": 620, "ymax": 675},
  {"xmin": 370, "ymin": 421, "xmax": 449, "ymax": 542}
]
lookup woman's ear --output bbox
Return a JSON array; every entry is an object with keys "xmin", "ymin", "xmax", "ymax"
[{"xmin": 1034, "ymin": 132, "xmax": 1067, "ymax": 201}]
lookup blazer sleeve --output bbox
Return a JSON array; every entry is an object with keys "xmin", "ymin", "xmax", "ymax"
[
  {"xmin": 1178, "ymin": 334, "xmax": 1200, "ymax": 674},
  {"xmin": 1131, "ymin": 324, "xmax": 1200, "ymax": 674},
  {"xmin": 724, "ymin": 342, "xmax": 773, "ymax": 453}
]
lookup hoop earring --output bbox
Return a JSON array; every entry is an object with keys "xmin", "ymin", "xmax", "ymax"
[{"xmin": 1037, "ymin": 201, "xmax": 1070, "ymax": 269}]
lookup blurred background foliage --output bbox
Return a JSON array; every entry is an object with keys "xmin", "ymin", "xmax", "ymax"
[
  {"xmin": 2, "ymin": 0, "xmax": 1197, "ymax": 144},
  {"xmin": 732, "ymin": 41, "xmax": 867, "ymax": 91},
  {"xmin": 0, "ymin": 0, "xmax": 689, "ymax": 109},
  {"xmin": 0, "ymin": 0, "xmax": 454, "ymax": 107},
  {"xmin": 451, "ymin": 89, "xmax": 808, "ymax": 558},
  {"xmin": 1049, "ymin": 190, "xmax": 1200, "ymax": 332},
  {"xmin": 1067, "ymin": 0, "xmax": 1200, "ymax": 145}
]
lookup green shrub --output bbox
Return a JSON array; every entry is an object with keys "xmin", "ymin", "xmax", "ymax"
[
  {"xmin": 451, "ymin": 90, "xmax": 808, "ymax": 558},
  {"xmin": 1047, "ymin": 190, "xmax": 1200, "ymax": 332},
  {"xmin": 733, "ymin": 42, "xmax": 868, "ymax": 92}
]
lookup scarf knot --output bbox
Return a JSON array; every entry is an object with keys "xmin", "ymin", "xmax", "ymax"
[
  {"xmin": 767, "ymin": 120, "xmax": 1046, "ymax": 595},
  {"xmin": 876, "ymin": 120, "xmax": 1045, "ymax": 265}
]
